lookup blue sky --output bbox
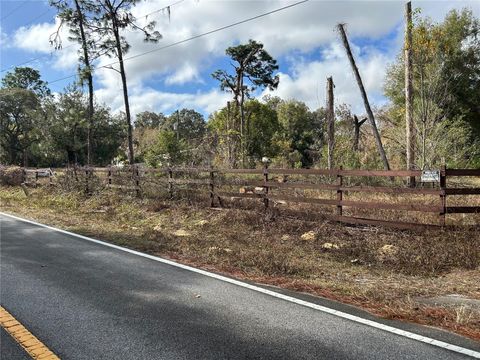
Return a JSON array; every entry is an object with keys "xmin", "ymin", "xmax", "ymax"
[{"xmin": 1, "ymin": 0, "xmax": 479, "ymax": 119}]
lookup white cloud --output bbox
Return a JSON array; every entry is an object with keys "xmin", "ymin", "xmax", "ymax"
[
  {"xmin": 103, "ymin": 0, "xmax": 404, "ymax": 86},
  {"xmin": 165, "ymin": 63, "xmax": 203, "ymax": 85},
  {"xmin": 9, "ymin": 0, "xmax": 479, "ymax": 115},
  {"xmin": 0, "ymin": 26, "xmax": 9, "ymax": 49},
  {"xmin": 94, "ymin": 40, "xmax": 391, "ymax": 118},
  {"xmin": 14, "ymin": 22, "xmax": 57, "ymax": 53},
  {"xmin": 13, "ymin": 18, "xmax": 79, "ymax": 70},
  {"xmin": 94, "ymin": 77, "xmax": 230, "ymax": 118},
  {"xmin": 87, "ymin": 0, "xmax": 405, "ymax": 115},
  {"xmin": 262, "ymin": 42, "xmax": 391, "ymax": 114}
]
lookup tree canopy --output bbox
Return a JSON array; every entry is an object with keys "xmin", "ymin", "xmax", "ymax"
[
  {"xmin": 1, "ymin": 67, "xmax": 51, "ymax": 98},
  {"xmin": 384, "ymin": 8, "xmax": 480, "ymax": 168},
  {"xmin": 135, "ymin": 111, "xmax": 166, "ymax": 129},
  {"xmin": 1, "ymin": 5, "xmax": 478, "ymax": 171},
  {"xmin": 212, "ymin": 40, "xmax": 279, "ymax": 167}
]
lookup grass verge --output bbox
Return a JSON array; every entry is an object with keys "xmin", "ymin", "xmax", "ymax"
[{"xmin": 1, "ymin": 185, "xmax": 479, "ymax": 341}]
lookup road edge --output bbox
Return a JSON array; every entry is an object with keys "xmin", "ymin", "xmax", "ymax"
[{"xmin": 2, "ymin": 211, "xmax": 479, "ymax": 359}]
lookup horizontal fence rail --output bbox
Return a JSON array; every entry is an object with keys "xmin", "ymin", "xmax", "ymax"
[{"xmin": 16, "ymin": 166, "xmax": 480, "ymax": 230}]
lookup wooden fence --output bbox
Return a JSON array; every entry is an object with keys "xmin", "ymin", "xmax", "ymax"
[{"xmin": 21, "ymin": 166, "xmax": 480, "ymax": 230}]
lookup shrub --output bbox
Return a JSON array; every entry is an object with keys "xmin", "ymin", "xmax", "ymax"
[{"xmin": 0, "ymin": 166, "xmax": 24, "ymax": 186}]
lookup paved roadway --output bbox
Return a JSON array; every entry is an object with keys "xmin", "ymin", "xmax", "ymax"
[
  {"xmin": 1, "ymin": 327, "xmax": 30, "ymax": 360},
  {"xmin": 1, "ymin": 214, "xmax": 479, "ymax": 359}
]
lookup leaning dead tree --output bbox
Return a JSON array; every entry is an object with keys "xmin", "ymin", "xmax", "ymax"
[
  {"xmin": 337, "ymin": 23, "xmax": 390, "ymax": 170},
  {"xmin": 405, "ymin": 1, "xmax": 416, "ymax": 186},
  {"xmin": 353, "ymin": 115, "xmax": 367, "ymax": 151},
  {"xmin": 326, "ymin": 77, "xmax": 335, "ymax": 169}
]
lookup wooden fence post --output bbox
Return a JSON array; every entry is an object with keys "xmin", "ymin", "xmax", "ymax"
[
  {"xmin": 337, "ymin": 166, "xmax": 343, "ymax": 216},
  {"xmin": 85, "ymin": 168, "xmax": 89, "ymax": 194},
  {"xmin": 135, "ymin": 165, "xmax": 140, "ymax": 197},
  {"xmin": 168, "ymin": 168, "xmax": 173, "ymax": 199},
  {"xmin": 22, "ymin": 168, "xmax": 27, "ymax": 184},
  {"xmin": 263, "ymin": 163, "xmax": 269, "ymax": 209},
  {"xmin": 439, "ymin": 165, "xmax": 446, "ymax": 226},
  {"xmin": 35, "ymin": 170, "xmax": 39, "ymax": 187},
  {"xmin": 108, "ymin": 167, "xmax": 112, "ymax": 187},
  {"xmin": 49, "ymin": 170, "xmax": 53, "ymax": 186},
  {"xmin": 209, "ymin": 167, "xmax": 215, "ymax": 207}
]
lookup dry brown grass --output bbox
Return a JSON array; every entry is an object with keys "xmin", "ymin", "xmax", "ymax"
[{"xmin": 1, "ymin": 184, "xmax": 479, "ymax": 340}]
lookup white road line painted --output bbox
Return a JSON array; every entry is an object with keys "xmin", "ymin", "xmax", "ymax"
[{"xmin": 2, "ymin": 211, "xmax": 480, "ymax": 359}]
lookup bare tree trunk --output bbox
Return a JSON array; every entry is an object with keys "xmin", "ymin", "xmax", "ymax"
[
  {"xmin": 112, "ymin": 18, "xmax": 134, "ymax": 165},
  {"xmin": 353, "ymin": 115, "xmax": 367, "ymax": 151},
  {"xmin": 326, "ymin": 77, "xmax": 335, "ymax": 169},
  {"xmin": 337, "ymin": 24, "xmax": 390, "ymax": 170},
  {"xmin": 422, "ymin": 121, "xmax": 426, "ymax": 169},
  {"xmin": 405, "ymin": 1, "xmax": 415, "ymax": 185},
  {"xmin": 74, "ymin": 0, "xmax": 94, "ymax": 166},
  {"xmin": 226, "ymin": 101, "xmax": 233, "ymax": 168},
  {"xmin": 73, "ymin": 124, "xmax": 78, "ymax": 166},
  {"xmin": 232, "ymin": 102, "xmax": 240, "ymax": 169},
  {"xmin": 239, "ymin": 76, "xmax": 246, "ymax": 168},
  {"xmin": 86, "ymin": 69, "xmax": 94, "ymax": 166},
  {"xmin": 246, "ymin": 109, "xmax": 252, "ymax": 166},
  {"xmin": 8, "ymin": 144, "xmax": 16, "ymax": 165},
  {"xmin": 420, "ymin": 66, "xmax": 427, "ymax": 170},
  {"xmin": 23, "ymin": 149, "xmax": 28, "ymax": 167}
]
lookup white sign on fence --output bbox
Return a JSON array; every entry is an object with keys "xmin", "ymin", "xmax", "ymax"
[{"xmin": 421, "ymin": 170, "xmax": 440, "ymax": 182}]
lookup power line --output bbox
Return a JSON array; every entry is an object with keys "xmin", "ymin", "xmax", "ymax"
[
  {"xmin": 0, "ymin": 8, "xmax": 56, "ymax": 73},
  {"xmin": 1, "ymin": 0, "xmax": 185, "ymax": 73},
  {"xmin": 19, "ymin": 8, "xmax": 53, "ymax": 29},
  {"xmin": 136, "ymin": 0, "xmax": 185, "ymax": 20},
  {"xmin": 46, "ymin": 0, "xmax": 309, "ymax": 86},
  {"xmin": 1, "ymin": 6, "xmax": 59, "ymax": 73},
  {"xmin": 0, "ymin": 1, "xmax": 27, "ymax": 21},
  {"xmin": 0, "ymin": 45, "xmax": 77, "ymax": 73}
]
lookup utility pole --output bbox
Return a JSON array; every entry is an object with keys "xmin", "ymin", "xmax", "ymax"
[
  {"xmin": 326, "ymin": 77, "xmax": 335, "ymax": 169},
  {"xmin": 405, "ymin": 1, "xmax": 416, "ymax": 186}
]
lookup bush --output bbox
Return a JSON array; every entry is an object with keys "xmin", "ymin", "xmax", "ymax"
[{"xmin": 0, "ymin": 166, "xmax": 24, "ymax": 186}]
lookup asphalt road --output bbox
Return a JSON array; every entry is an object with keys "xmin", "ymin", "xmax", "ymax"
[
  {"xmin": 1, "ymin": 214, "xmax": 479, "ymax": 360},
  {"xmin": 1, "ymin": 327, "xmax": 30, "ymax": 359}
]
